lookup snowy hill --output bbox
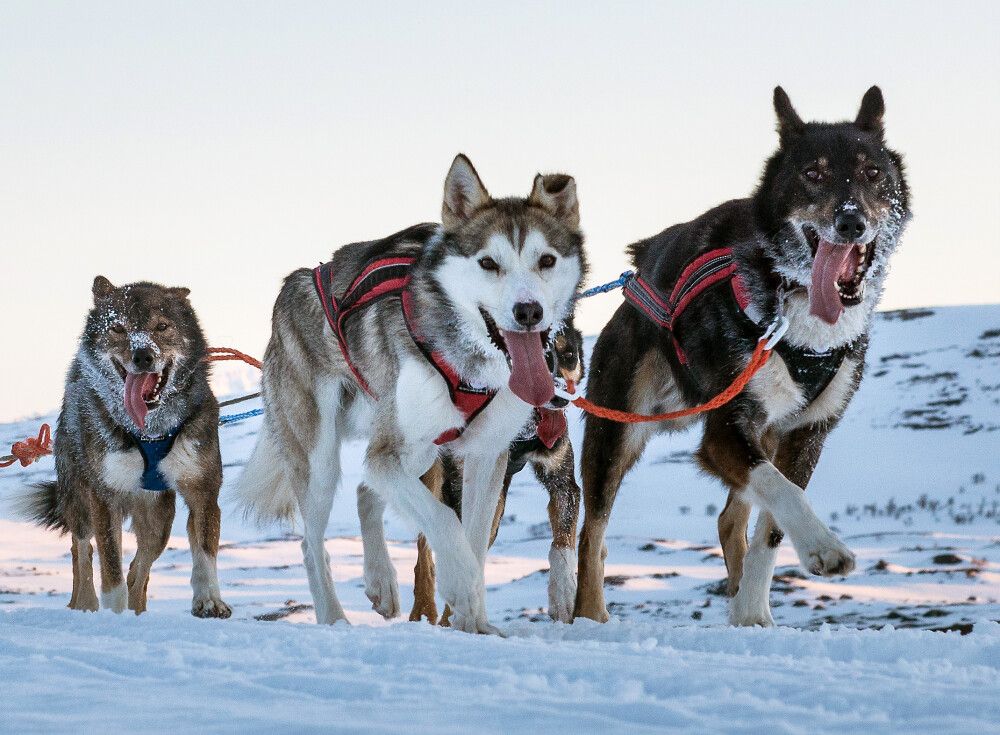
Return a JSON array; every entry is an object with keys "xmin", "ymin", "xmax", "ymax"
[{"xmin": 1, "ymin": 305, "xmax": 998, "ymax": 733}]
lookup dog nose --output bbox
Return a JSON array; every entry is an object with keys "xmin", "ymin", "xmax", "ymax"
[
  {"xmin": 834, "ymin": 212, "xmax": 866, "ymax": 242},
  {"xmin": 512, "ymin": 301, "xmax": 544, "ymax": 329},
  {"xmin": 132, "ymin": 347, "xmax": 156, "ymax": 372}
]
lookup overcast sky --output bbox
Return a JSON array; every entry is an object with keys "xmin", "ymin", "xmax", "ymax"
[{"xmin": 1, "ymin": 1, "xmax": 998, "ymax": 421}]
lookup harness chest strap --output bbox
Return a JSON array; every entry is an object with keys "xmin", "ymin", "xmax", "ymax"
[
  {"xmin": 622, "ymin": 247, "xmax": 849, "ymax": 403},
  {"xmin": 127, "ymin": 429, "xmax": 179, "ymax": 492},
  {"xmin": 314, "ymin": 256, "xmax": 566, "ymax": 447}
]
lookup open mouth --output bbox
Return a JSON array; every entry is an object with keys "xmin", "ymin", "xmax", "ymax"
[
  {"xmin": 112, "ymin": 358, "xmax": 171, "ymax": 429},
  {"xmin": 478, "ymin": 307, "xmax": 554, "ymax": 407},
  {"xmin": 803, "ymin": 225, "xmax": 876, "ymax": 323}
]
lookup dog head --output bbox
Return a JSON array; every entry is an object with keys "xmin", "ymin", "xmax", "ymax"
[
  {"xmin": 85, "ymin": 276, "xmax": 207, "ymax": 432},
  {"xmin": 433, "ymin": 154, "xmax": 587, "ymax": 406},
  {"xmin": 755, "ymin": 86, "xmax": 910, "ymax": 324},
  {"xmin": 552, "ymin": 318, "xmax": 585, "ymax": 386}
]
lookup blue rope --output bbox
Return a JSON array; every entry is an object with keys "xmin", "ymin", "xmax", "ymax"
[
  {"xmin": 577, "ymin": 270, "xmax": 634, "ymax": 300},
  {"xmin": 218, "ymin": 408, "xmax": 264, "ymax": 426}
]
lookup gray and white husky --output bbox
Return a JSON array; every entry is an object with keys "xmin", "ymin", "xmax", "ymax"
[{"xmin": 237, "ymin": 154, "xmax": 587, "ymax": 632}]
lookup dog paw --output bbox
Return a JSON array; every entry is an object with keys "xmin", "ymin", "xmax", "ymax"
[
  {"xmin": 101, "ymin": 583, "xmax": 127, "ymax": 614},
  {"xmin": 729, "ymin": 590, "xmax": 775, "ymax": 628},
  {"xmin": 449, "ymin": 608, "xmax": 504, "ymax": 636},
  {"xmin": 192, "ymin": 595, "xmax": 232, "ymax": 619},
  {"xmin": 548, "ymin": 547, "xmax": 577, "ymax": 624},
  {"xmin": 364, "ymin": 570, "xmax": 400, "ymax": 620},
  {"xmin": 799, "ymin": 532, "xmax": 856, "ymax": 577}
]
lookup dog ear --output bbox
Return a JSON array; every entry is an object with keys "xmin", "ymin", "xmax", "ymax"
[
  {"xmin": 773, "ymin": 86, "xmax": 805, "ymax": 143},
  {"xmin": 855, "ymin": 86, "xmax": 885, "ymax": 136},
  {"xmin": 92, "ymin": 275, "xmax": 115, "ymax": 302},
  {"xmin": 529, "ymin": 173, "xmax": 580, "ymax": 229},
  {"xmin": 442, "ymin": 154, "xmax": 491, "ymax": 230},
  {"xmin": 169, "ymin": 287, "xmax": 191, "ymax": 299}
]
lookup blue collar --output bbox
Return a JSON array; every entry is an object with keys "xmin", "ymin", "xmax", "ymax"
[{"xmin": 128, "ymin": 429, "xmax": 181, "ymax": 492}]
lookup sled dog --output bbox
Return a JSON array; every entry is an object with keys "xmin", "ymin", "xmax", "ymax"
[
  {"xmin": 19, "ymin": 277, "xmax": 230, "ymax": 617},
  {"xmin": 238, "ymin": 155, "xmax": 586, "ymax": 632},
  {"xmin": 577, "ymin": 87, "xmax": 910, "ymax": 626},
  {"xmin": 361, "ymin": 321, "xmax": 585, "ymax": 625}
]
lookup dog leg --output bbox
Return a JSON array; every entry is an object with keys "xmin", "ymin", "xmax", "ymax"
[
  {"xmin": 718, "ymin": 493, "xmax": 752, "ymax": 596},
  {"xmin": 185, "ymin": 494, "xmax": 232, "ymax": 619},
  {"xmin": 447, "ymin": 451, "xmax": 506, "ymax": 634},
  {"xmin": 69, "ymin": 534, "xmax": 99, "ymax": 612},
  {"xmin": 127, "ymin": 491, "xmax": 175, "ymax": 614},
  {"xmin": 747, "ymin": 463, "xmax": 855, "ymax": 577},
  {"xmin": 367, "ymin": 448, "xmax": 489, "ymax": 634},
  {"xmin": 410, "ymin": 534, "xmax": 439, "ymax": 623},
  {"xmin": 89, "ymin": 493, "xmax": 126, "ymax": 613},
  {"xmin": 356, "ymin": 482, "xmax": 400, "ymax": 620},
  {"xmin": 729, "ymin": 511, "xmax": 781, "ymax": 627},
  {"xmin": 531, "ymin": 440, "xmax": 580, "ymax": 623},
  {"xmin": 576, "ymin": 419, "xmax": 647, "ymax": 622}
]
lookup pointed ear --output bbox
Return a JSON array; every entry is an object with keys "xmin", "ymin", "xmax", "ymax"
[
  {"xmin": 855, "ymin": 85, "xmax": 885, "ymax": 136},
  {"xmin": 169, "ymin": 287, "xmax": 191, "ymax": 299},
  {"xmin": 528, "ymin": 173, "xmax": 580, "ymax": 229},
  {"xmin": 92, "ymin": 275, "xmax": 115, "ymax": 302},
  {"xmin": 442, "ymin": 154, "xmax": 491, "ymax": 230},
  {"xmin": 773, "ymin": 86, "xmax": 805, "ymax": 144}
]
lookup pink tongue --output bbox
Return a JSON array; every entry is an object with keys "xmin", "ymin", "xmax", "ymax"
[
  {"xmin": 809, "ymin": 240, "xmax": 855, "ymax": 325},
  {"xmin": 501, "ymin": 330, "xmax": 555, "ymax": 407},
  {"xmin": 124, "ymin": 372, "xmax": 158, "ymax": 430}
]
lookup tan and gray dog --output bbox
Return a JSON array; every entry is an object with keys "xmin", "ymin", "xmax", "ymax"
[{"xmin": 20, "ymin": 277, "xmax": 230, "ymax": 618}]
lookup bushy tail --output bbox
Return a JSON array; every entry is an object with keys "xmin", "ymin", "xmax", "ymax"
[
  {"xmin": 233, "ymin": 421, "xmax": 298, "ymax": 526},
  {"xmin": 12, "ymin": 482, "xmax": 69, "ymax": 533}
]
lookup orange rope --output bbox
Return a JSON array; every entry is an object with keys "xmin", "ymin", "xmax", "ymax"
[
  {"xmin": 0, "ymin": 423, "xmax": 52, "ymax": 468},
  {"xmin": 204, "ymin": 347, "xmax": 262, "ymax": 370},
  {"xmin": 569, "ymin": 340, "xmax": 772, "ymax": 423}
]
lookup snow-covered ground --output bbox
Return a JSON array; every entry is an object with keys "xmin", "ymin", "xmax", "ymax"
[{"xmin": 1, "ymin": 305, "xmax": 998, "ymax": 733}]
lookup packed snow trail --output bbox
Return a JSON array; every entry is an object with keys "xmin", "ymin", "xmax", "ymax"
[{"xmin": 2, "ymin": 609, "xmax": 998, "ymax": 734}]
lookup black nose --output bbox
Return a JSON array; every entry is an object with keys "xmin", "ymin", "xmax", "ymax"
[
  {"xmin": 834, "ymin": 212, "xmax": 866, "ymax": 241},
  {"xmin": 512, "ymin": 301, "xmax": 543, "ymax": 329},
  {"xmin": 132, "ymin": 347, "xmax": 156, "ymax": 372}
]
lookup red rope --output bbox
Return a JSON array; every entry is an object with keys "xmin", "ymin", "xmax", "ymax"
[
  {"xmin": 204, "ymin": 347, "xmax": 262, "ymax": 370},
  {"xmin": 569, "ymin": 341, "xmax": 772, "ymax": 423},
  {"xmin": 0, "ymin": 423, "xmax": 52, "ymax": 468}
]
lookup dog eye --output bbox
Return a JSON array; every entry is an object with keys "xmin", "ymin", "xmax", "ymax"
[
  {"xmin": 109, "ymin": 323, "xmax": 126, "ymax": 334},
  {"xmin": 478, "ymin": 257, "xmax": 500, "ymax": 272},
  {"xmin": 155, "ymin": 322, "xmax": 170, "ymax": 332},
  {"xmin": 803, "ymin": 166, "xmax": 823, "ymax": 182},
  {"xmin": 864, "ymin": 165, "xmax": 881, "ymax": 181},
  {"xmin": 538, "ymin": 254, "xmax": 557, "ymax": 269}
]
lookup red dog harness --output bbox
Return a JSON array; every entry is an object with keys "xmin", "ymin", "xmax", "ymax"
[
  {"xmin": 623, "ymin": 247, "xmax": 747, "ymax": 365},
  {"xmin": 312, "ymin": 255, "xmax": 496, "ymax": 445},
  {"xmin": 623, "ymin": 247, "xmax": 850, "ymax": 403}
]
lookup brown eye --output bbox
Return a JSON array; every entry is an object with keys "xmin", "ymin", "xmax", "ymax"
[
  {"xmin": 803, "ymin": 166, "xmax": 823, "ymax": 182},
  {"xmin": 478, "ymin": 256, "xmax": 500, "ymax": 272},
  {"xmin": 864, "ymin": 165, "xmax": 881, "ymax": 181},
  {"xmin": 538, "ymin": 254, "xmax": 557, "ymax": 269},
  {"xmin": 110, "ymin": 323, "xmax": 126, "ymax": 334},
  {"xmin": 155, "ymin": 322, "xmax": 170, "ymax": 332}
]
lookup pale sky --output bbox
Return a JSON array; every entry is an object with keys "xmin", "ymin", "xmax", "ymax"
[{"xmin": 1, "ymin": 1, "xmax": 998, "ymax": 422}]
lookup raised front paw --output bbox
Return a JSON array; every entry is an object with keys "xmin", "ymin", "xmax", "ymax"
[
  {"xmin": 192, "ymin": 595, "xmax": 232, "ymax": 619},
  {"xmin": 801, "ymin": 532, "xmax": 856, "ymax": 577}
]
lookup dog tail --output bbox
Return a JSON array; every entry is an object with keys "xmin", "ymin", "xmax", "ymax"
[
  {"xmin": 234, "ymin": 421, "xmax": 298, "ymax": 526},
  {"xmin": 12, "ymin": 482, "xmax": 70, "ymax": 533}
]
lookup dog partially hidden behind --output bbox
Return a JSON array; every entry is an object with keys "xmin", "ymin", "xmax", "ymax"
[
  {"xmin": 363, "ymin": 321, "xmax": 585, "ymax": 625},
  {"xmin": 238, "ymin": 154, "xmax": 586, "ymax": 633},
  {"xmin": 19, "ymin": 277, "xmax": 230, "ymax": 618},
  {"xmin": 577, "ymin": 87, "xmax": 910, "ymax": 626}
]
